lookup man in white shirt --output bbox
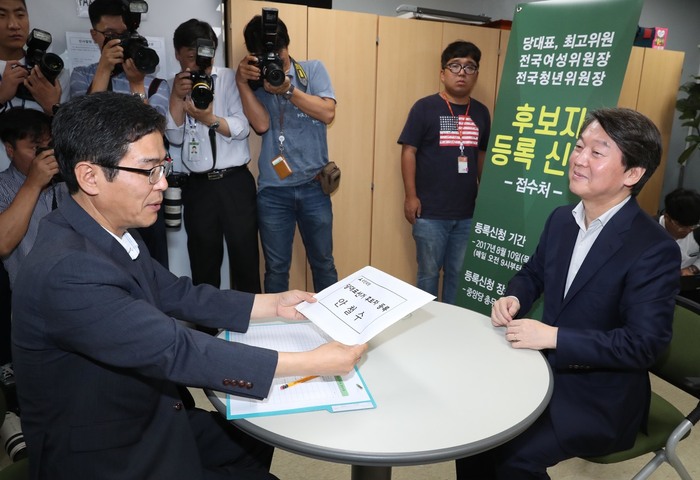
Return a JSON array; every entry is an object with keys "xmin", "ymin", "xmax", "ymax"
[
  {"xmin": 456, "ymin": 108, "xmax": 680, "ymax": 479},
  {"xmin": 658, "ymin": 187, "xmax": 700, "ymax": 276},
  {"xmin": 0, "ymin": 0, "xmax": 67, "ymax": 119},
  {"xmin": 658, "ymin": 187, "xmax": 700, "ymax": 303},
  {"xmin": 166, "ymin": 19, "xmax": 260, "ymax": 302}
]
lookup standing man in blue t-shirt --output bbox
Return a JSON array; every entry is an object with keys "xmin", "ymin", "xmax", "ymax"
[
  {"xmin": 236, "ymin": 11, "xmax": 337, "ymax": 293},
  {"xmin": 398, "ymin": 40, "xmax": 491, "ymax": 305}
]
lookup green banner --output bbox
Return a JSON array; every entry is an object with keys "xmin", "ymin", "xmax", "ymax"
[{"xmin": 457, "ymin": 0, "xmax": 644, "ymax": 315}]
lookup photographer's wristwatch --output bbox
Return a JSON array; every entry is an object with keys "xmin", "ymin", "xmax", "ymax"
[
  {"xmin": 282, "ymin": 84, "xmax": 295, "ymax": 100},
  {"xmin": 209, "ymin": 119, "xmax": 220, "ymax": 131}
]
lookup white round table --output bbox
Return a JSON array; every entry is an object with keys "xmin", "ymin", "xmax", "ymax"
[{"xmin": 209, "ymin": 301, "xmax": 553, "ymax": 480}]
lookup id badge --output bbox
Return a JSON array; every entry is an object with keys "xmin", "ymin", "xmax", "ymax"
[
  {"xmin": 189, "ymin": 140, "xmax": 201, "ymax": 162},
  {"xmin": 458, "ymin": 156, "xmax": 469, "ymax": 174},
  {"xmin": 271, "ymin": 154, "xmax": 293, "ymax": 179}
]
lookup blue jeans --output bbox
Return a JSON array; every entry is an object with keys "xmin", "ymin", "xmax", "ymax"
[
  {"xmin": 412, "ymin": 218, "xmax": 472, "ymax": 305},
  {"xmin": 257, "ymin": 181, "xmax": 338, "ymax": 293}
]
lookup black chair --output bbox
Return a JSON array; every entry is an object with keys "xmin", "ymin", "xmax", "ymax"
[{"xmin": 586, "ymin": 295, "xmax": 700, "ymax": 479}]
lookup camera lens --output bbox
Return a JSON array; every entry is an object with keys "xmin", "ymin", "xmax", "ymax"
[
  {"xmin": 163, "ymin": 187, "xmax": 183, "ymax": 228},
  {"xmin": 190, "ymin": 72, "xmax": 213, "ymax": 109},
  {"xmin": 191, "ymin": 85, "xmax": 213, "ymax": 109},
  {"xmin": 38, "ymin": 52, "xmax": 64, "ymax": 84},
  {"xmin": 0, "ymin": 412, "xmax": 27, "ymax": 462},
  {"xmin": 132, "ymin": 46, "xmax": 159, "ymax": 74},
  {"xmin": 121, "ymin": 34, "xmax": 160, "ymax": 74},
  {"xmin": 265, "ymin": 64, "xmax": 285, "ymax": 87}
]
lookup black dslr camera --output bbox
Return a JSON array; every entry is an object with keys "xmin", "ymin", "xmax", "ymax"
[
  {"xmin": 15, "ymin": 29, "xmax": 64, "ymax": 102},
  {"xmin": 189, "ymin": 38, "xmax": 215, "ymax": 109},
  {"xmin": 248, "ymin": 8, "xmax": 285, "ymax": 90},
  {"xmin": 105, "ymin": 0, "xmax": 159, "ymax": 75}
]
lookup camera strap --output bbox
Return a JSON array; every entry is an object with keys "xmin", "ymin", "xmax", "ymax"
[
  {"xmin": 147, "ymin": 78, "xmax": 163, "ymax": 98},
  {"xmin": 274, "ymin": 59, "xmax": 306, "ymax": 158},
  {"xmin": 290, "ymin": 57, "xmax": 308, "ymax": 92},
  {"xmin": 208, "ymin": 127, "xmax": 217, "ymax": 169}
]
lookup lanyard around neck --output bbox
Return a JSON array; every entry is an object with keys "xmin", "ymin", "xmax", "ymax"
[
  {"xmin": 440, "ymin": 92, "xmax": 470, "ymax": 154},
  {"xmin": 440, "ymin": 92, "xmax": 470, "ymax": 118}
]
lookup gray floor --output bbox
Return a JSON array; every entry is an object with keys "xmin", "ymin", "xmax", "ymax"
[{"xmin": 2, "ymin": 375, "xmax": 697, "ymax": 478}]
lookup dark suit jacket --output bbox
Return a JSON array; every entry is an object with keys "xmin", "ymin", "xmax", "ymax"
[
  {"xmin": 507, "ymin": 197, "xmax": 680, "ymax": 457},
  {"xmin": 11, "ymin": 196, "xmax": 278, "ymax": 479}
]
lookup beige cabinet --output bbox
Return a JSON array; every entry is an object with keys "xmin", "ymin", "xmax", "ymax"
[
  {"xmin": 618, "ymin": 47, "xmax": 685, "ymax": 215},
  {"xmin": 228, "ymin": 0, "xmax": 684, "ymax": 288}
]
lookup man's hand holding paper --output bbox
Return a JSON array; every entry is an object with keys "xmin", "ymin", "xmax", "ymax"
[{"xmin": 276, "ymin": 341, "xmax": 367, "ymax": 377}]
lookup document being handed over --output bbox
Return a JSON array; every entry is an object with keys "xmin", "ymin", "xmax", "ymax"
[{"xmin": 295, "ymin": 266, "xmax": 435, "ymax": 345}]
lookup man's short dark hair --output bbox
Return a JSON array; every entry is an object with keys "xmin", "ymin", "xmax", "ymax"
[
  {"xmin": 173, "ymin": 18, "xmax": 218, "ymax": 51},
  {"xmin": 243, "ymin": 14, "xmax": 290, "ymax": 54},
  {"xmin": 665, "ymin": 188, "xmax": 700, "ymax": 227},
  {"xmin": 88, "ymin": 0, "xmax": 125, "ymax": 27},
  {"xmin": 0, "ymin": 109, "xmax": 51, "ymax": 147},
  {"xmin": 441, "ymin": 41, "xmax": 481, "ymax": 68},
  {"xmin": 580, "ymin": 108, "xmax": 662, "ymax": 196},
  {"xmin": 52, "ymin": 91, "xmax": 165, "ymax": 194}
]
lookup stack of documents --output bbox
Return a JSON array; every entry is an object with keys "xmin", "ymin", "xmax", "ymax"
[{"xmin": 224, "ymin": 323, "xmax": 375, "ymax": 419}]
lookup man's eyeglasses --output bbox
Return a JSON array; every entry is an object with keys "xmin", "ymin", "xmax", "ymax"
[
  {"xmin": 444, "ymin": 63, "xmax": 479, "ymax": 75},
  {"xmin": 101, "ymin": 158, "xmax": 173, "ymax": 185}
]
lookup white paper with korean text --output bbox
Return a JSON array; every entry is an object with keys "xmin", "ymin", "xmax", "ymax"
[{"xmin": 295, "ymin": 266, "xmax": 435, "ymax": 345}]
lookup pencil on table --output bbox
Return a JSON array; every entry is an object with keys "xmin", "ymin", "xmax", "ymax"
[{"xmin": 280, "ymin": 375, "xmax": 319, "ymax": 390}]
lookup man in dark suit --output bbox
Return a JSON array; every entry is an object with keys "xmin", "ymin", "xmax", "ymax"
[
  {"xmin": 11, "ymin": 91, "xmax": 367, "ymax": 480},
  {"xmin": 456, "ymin": 108, "xmax": 680, "ymax": 479}
]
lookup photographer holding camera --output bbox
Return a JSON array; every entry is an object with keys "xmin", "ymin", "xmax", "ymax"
[
  {"xmin": 0, "ymin": 0, "xmax": 68, "ymax": 375},
  {"xmin": 166, "ymin": 19, "xmax": 261, "ymax": 300},
  {"xmin": 0, "ymin": 0, "xmax": 68, "ymax": 118},
  {"xmin": 0, "ymin": 108, "xmax": 66, "ymax": 463},
  {"xmin": 0, "ymin": 109, "xmax": 62, "ymax": 287},
  {"xmin": 236, "ymin": 9, "xmax": 338, "ymax": 294},
  {"xmin": 70, "ymin": 0, "xmax": 167, "ymax": 114},
  {"xmin": 70, "ymin": 0, "xmax": 170, "ymax": 269}
]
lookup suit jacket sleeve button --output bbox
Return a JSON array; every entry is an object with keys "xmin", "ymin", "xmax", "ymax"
[
  {"xmin": 237, "ymin": 380, "xmax": 247, "ymax": 387},
  {"xmin": 223, "ymin": 379, "xmax": 233, "ymax": 386},
  {"xmin": 246, "ymin": 382, "xmax": 253, "ymax": 389},
  {"xmin": 173, "ymin": 402, "xmax": 183, "ymax": 411}
]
